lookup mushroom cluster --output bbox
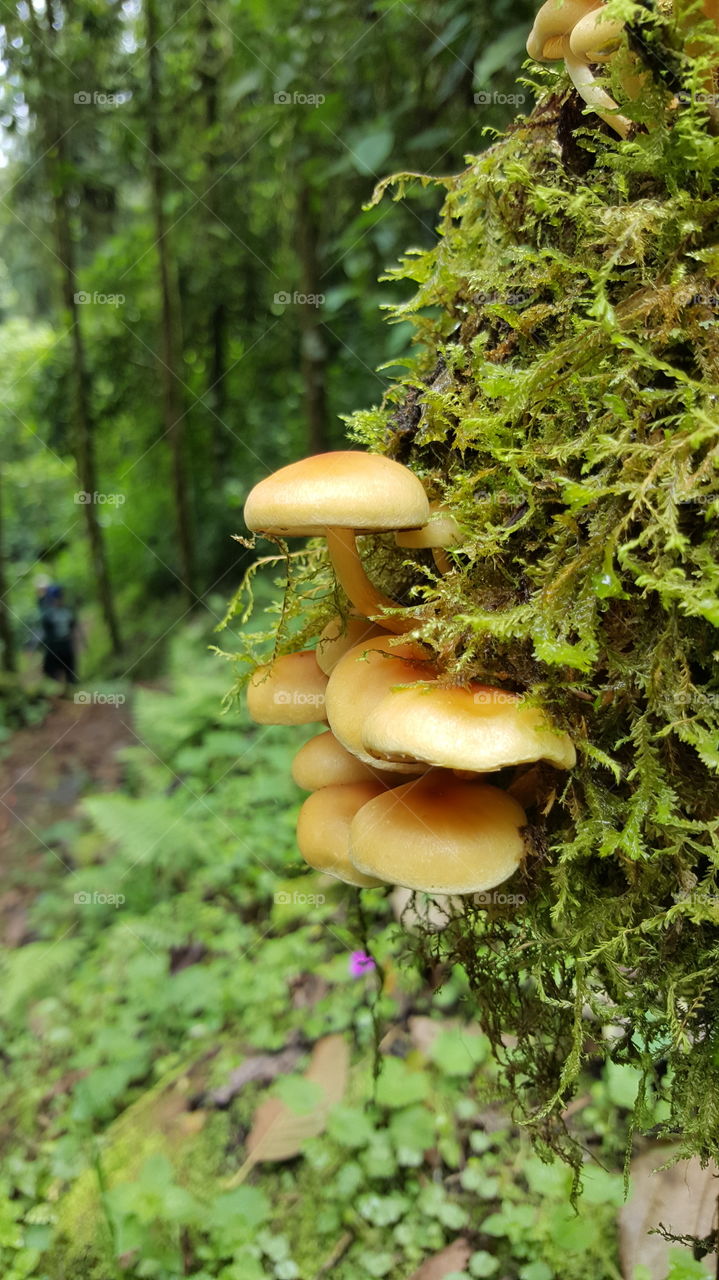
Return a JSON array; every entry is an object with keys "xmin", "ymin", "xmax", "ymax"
[{"xmin": 244, "ymin": 451, "xmax": 576, "ymax": 898}]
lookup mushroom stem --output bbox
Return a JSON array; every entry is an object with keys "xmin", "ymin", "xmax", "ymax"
[
  {"xmin": 432, "ymin": 547, "xmax": 453, "ymax": 575},
  {"xmin": 325, "ymin": 526, "xmax": 416, "ymax": 635},
  {"xmin": 564, "ymin": 46, "xmax": 631, "ymax": 138}
]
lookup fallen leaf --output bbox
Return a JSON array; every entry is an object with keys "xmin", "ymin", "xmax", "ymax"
[
  {"xmin": 408, "ymin": 1015, "xmax": 444, "ymax": 1056},
  {"xmin": 620, "ymin": 1147, "xmax": 718, "ymax": 1279},
  {"xmin": 407, "ymin": 1237, "xmax": 472, "ymax": 1279},
  {"xmin": 228, "ymin": 1035, "xmax": 348, "ymax": 1181}
]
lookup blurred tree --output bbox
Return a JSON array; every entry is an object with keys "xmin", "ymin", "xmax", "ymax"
[
  {"xmin": 7, "ymin": 0, "xmax": 123, "ymax": 654},
  {"xmin": 0, "ymin": 0, "xmax": 535, "ymax": 659},
  {"xmin": 144, "ymin": 0, "xmax": 196, "ymax": 600}
]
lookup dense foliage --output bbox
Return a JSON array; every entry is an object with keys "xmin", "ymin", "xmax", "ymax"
[{"xmin": 0, "ymin": 0, "xmax": 534, "ymax": 690}]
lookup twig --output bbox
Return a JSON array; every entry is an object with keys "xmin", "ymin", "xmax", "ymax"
[
  {"xmin": 316, "ymin": 1231, "xmax": 354, "ymax": 1277},
  {"xmin": 203, "ymin": 1046, "xmax": 302, "ymax": 1108}
]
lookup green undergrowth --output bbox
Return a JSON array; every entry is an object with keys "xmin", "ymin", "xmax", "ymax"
[
  {"xmin": 230, "ymin": 3, "xmax": 719, "ymax": 1174},
  {"xmin": 0, "ymin": 620, "xmax": 706, "ymax": 1279}
]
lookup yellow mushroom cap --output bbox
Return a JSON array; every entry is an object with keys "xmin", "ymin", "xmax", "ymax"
[
  {"xmin": 526, "ymin": 0, "xmax": 602, "ymax": 60},
  {"xmin": 361, "ymin": 683, "xmax": 576, "ymax": 773},
  {"xmin": 315, "ymin": 614, "xmax": 388, "ymax": 676},
  {"xmin": 291, "ymin": 730, "xmax": 409, "ymax": 790},
  {"xmin": 296, "ymin": 782, "xmax": 391, "ymax": 888},
  {"xmin": 395, "ymin": 503, "xmax": 462, "ymax": 550},
  {"xmin": 244, "ymin": 451, "xmax": 430, "ymax": 536},
  {"xmin": 325, "ymin": 636, "xmax": 436, "ymax": 772},
  {"xmin": 349, "ymin": 774, "xmax": 527, "ymax": 895},
  {"xmin": 247, "ymin": 651, "xmax": 328, "ymax": 726},
  {"xmin": 568, "ymin": 8, "xmax": 623, "ymax": 61}
]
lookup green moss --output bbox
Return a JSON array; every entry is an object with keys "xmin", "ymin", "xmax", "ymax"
[{"xmin": 238, "ymin": 8, "xmax": 719, "ymax": 1171}]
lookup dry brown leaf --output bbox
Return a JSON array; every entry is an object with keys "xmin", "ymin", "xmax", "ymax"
[
  {"xmin": 620, "ymin": 1147, "xmax": 718, "ymax": 1279},
  {"xmin": 244, "ymin": 1034, "xmax": 348, "ymax": 1168},
  {"xmin": 408, "ymin": 1015, "xmax": 444, "ymax": 1056},
  {"xmin": 407, "ymin": 1238, "xmax": 472, "ymax": 1279}
]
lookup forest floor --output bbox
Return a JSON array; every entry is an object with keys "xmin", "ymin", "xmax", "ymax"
[
  {"xmin": 0, "ymin": 647, "xmax": 714, "ymax": 1280},
  {"xmin": 0, "ymin": 696, "xmax": 133, "ymax": 947}
]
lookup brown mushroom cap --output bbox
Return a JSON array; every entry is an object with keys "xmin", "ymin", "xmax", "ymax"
[
  {"xmin": 315, "ymin": 614, "xmax": 388, "ymax": 676},
  {"xmin": 349, "ymin": 773, "xmax": 527, "ymax": 895},
  {"xmin": 361, "ymin": 683, "xmax": 576, "ymax": 773},
  {"xmin": 247, "ymin": 651, "xmax": 328, "ymax": 725},
  {"xmin": 526, "ymin": 0, "xmax": 602, "ymax": 60},
  {"xmin": 296, "ymin": 782, "xmax": 390, "ymax": 888},
  {"xmin": 244, "ymin": 451, "xmax": 430, "ymax": 536},
  {"xmin": 244, "ymin": 452, "xmax": 430, "ymax": 635},
  {"xmin": 325, "ymin": 636, "xmax": 436, "ymax": 772},
  {"xmin": 292, "ymin": 730, "xmax": 409, "ymax": 790}
]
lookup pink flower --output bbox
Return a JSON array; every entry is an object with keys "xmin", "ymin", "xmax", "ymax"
[{"xmin": 349, "ymin": 950, "xmax": 376, "ymax": 977}]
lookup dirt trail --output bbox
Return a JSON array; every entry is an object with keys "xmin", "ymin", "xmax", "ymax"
[{"xmin": 0, "ymin": 698, "xmax": 133, "ymax": 945}]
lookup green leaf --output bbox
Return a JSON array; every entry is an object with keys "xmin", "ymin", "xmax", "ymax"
[
  {"xmin": 469, "ymin": 1253, "xmax": 500, "ymax": 1278},
  {"xmin": 388, "ymin": 1104, "xmax": 436, "ymax": 1155},
  {"xmin": 375, "ymin": 1056, "xmax": 430, "ymax": 1109},
  {"xmin": 430, "ymin": 1027, "xmax": 488, "ymax": 1077},
  {"xmin": 604, "ymin": 1062, "xmax": 641, "ymax": 1110},
  {"xmin": 349, "ymin": 130, "xmax": 395, "ymax": 176}
]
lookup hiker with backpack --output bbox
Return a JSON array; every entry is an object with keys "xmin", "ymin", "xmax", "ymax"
[{"xmin": 38, "ymin": 585, "xmax": 79, "ymax": 686}]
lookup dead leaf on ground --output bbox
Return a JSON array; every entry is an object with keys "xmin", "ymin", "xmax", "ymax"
[
  {"xmin": 290, "ymin": 972, "xmax": 329, "ymax": 1008},
  {"xmin": 226, "ymin": 1034, "xmax": 348, "ymax": 1185},
  {"xmin": 406, "ymin": 1237, "xmax": 472, "ymax": 1279},
  {"xmin": 620, "ymin": 1147, "xmax": 718, "ymax": 1279},
  {"xmin": 408, "ymin": 1015, "xmax": 444, "ymax": 1056}
]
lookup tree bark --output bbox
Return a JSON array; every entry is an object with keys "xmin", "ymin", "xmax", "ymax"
[
  {"xmin": 145, "ymin": 0, "xmax": 197, "ymax": 599},
  {"xmin": 199, "ymin": 0, "xmax": 229, "ymax": 483},
  {"xmin": 30, "ymin": 0, "xmax": 123, "ymax": 655},
  {"xmin": 0, "ymin": 467, "xmax": 17, "ymax": 673},
  {"xmin": 297, "ymin": 183, "xmax": 329, "ymax": 453}
]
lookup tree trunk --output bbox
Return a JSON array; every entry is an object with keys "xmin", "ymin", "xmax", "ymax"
[
  {"xmin": 297, "ymin": 183, "xmax": 329, "ymax": 453},
  {"xmin": 30, "ymin": 0, "xmax": 122, "ymax": 656},
  {"xmin": 0, "ymin": 467, "xmax": 17, "ymax": 673},
  {"xmin": 199, "ymin": 0, "xmax": 229, "ymax": 483},
  {"xmin": 145, "ymin": 0, "xmax": 196, "ymax": 599},
  {"xmin": 52, "ymin": 187, "xmax": 123, "ymax": 655}
]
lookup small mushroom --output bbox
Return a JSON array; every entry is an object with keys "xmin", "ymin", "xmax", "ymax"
[
  {"xmin": 247, "ymin": 651, "xmax": 328, "ymax": 725},
  {"xmin": 325, "ymin": 636, "xmax": 436, "ymax": 772},
  {"xmin": 361, "ymin": 682, "xmax": 576, "ymax": 773},
  {"xmin": 296, "ymin": 781, "xmax": 391, "ymax": 887},
  {"xmin": 526, "ymin": 0, "xmax": 631, "ymax": 138},
  {"xmin": 349, "ymin": 773, "xmax": 527, "ymax": 895},
  {"xmin": 315, "ymin": 614, "xmax": 388, "ymax": 676},
  {"xmin": 244, "ymin": 452, "xmax": 430, "ymax": 634},
  {"xmin": 395, "ymin": 502, "xmax": 462, "ymax": 574},
  {"xmin": 291, "ymin": 730, "xmax": 409, "ymax": 789},
  {"xmin": 568, "ymin": 7, "xmax": 623, "ymax": 62},
  {"xmin": 526, "ymin": 0, "xmax": 601, "ymax": 61},
  {"xmin": 563, "ymin": 45, "xmax": 632, "ymax": 138}
]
